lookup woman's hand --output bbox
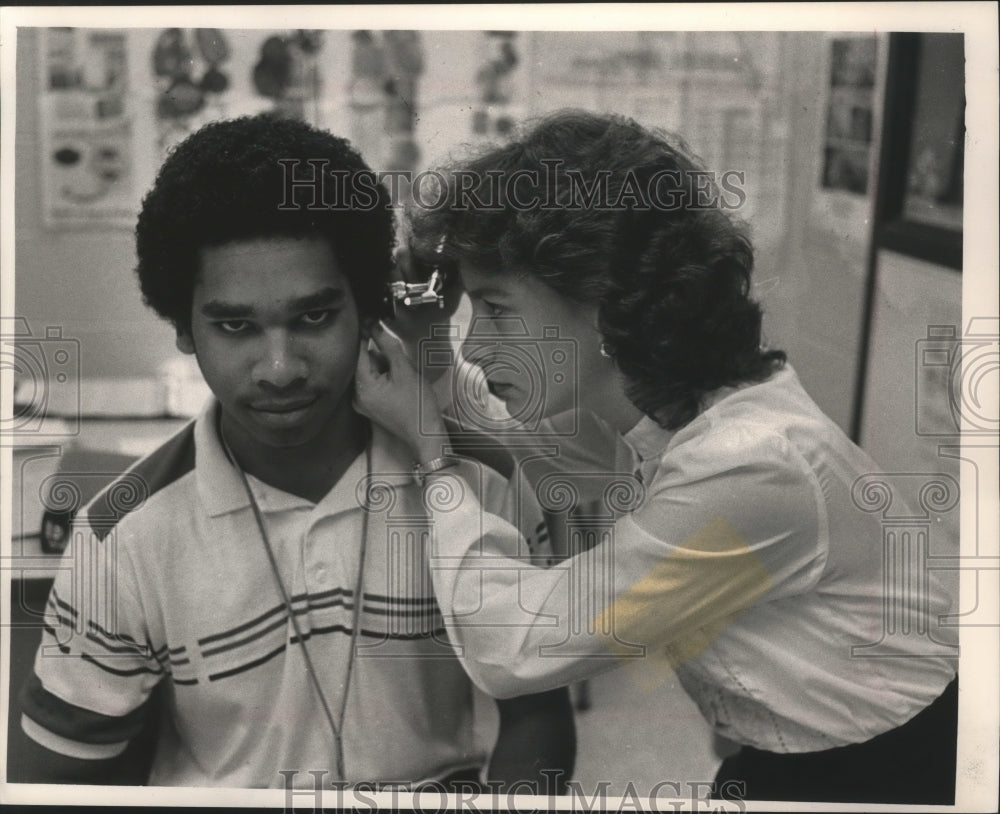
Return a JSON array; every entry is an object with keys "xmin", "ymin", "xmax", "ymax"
[{"xmin": 355, "ymin": 320, "xmax": 447, "ymax": 463}]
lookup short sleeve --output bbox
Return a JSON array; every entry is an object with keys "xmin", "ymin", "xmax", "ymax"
[{"xmin": 20, "ymin": 512, "xmax": 164, "ymax": 760}]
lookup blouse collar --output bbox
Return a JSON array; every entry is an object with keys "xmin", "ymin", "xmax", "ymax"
[
  {"xmin": 621, "ymin": 414, "xmax": 675, "ymax": 462},
  {"xmin": 620, "ymin": 381, "xmax": 745, "ymax": 462}
]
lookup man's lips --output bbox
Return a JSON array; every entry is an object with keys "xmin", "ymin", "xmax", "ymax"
[
  {"xmin": 247, "ymin": 397, "xmax": 319, "ymax": 424},
  {"xmin": 251, "ymin": 397, "xmax": 317, "ymax": 413}
]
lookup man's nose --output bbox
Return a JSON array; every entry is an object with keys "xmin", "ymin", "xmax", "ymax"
[{"xmin": 253, "ymin": 331, "xmax": 308, "ymax": 389}]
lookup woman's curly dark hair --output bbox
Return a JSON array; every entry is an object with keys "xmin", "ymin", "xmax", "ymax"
[
  {"xmin": 136, "ymin": 113, "xmax": 394, "ymax": 329},
  {"xmin": 411, "ymin": 110, "xmax": 785, "ymax": 431}
]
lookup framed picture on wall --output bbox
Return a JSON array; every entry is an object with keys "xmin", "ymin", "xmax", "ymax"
[
  {"xmin": 874, "ymin": 32, "xmax": 964, "ymax": 271},
  {"xmin": 821, "ymin": 36, "xmax": 878, "ymax": 195},
  {"xmin": 38, "ymin": 28, "xmax": 139, "ymax": 228}
]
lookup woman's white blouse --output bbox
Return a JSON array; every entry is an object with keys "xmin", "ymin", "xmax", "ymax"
[{"xmin": 428, "ymin": 365, "xmax": 958, "ymax": 752}]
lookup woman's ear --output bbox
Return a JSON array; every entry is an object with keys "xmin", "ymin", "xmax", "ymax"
[{"xmin": 175, "ymin": 326, "xmax": 195, "ymax": 355}]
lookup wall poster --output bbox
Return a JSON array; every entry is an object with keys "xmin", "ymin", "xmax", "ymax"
[
  {"xmin": 38, "ymin": 27, "xmax": 138, "ymax": 228},
  {"xmin": 821, "ymin": 36, "xmax": 878, "ymax": 195}
]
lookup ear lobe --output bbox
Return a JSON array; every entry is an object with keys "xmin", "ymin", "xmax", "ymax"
[{"xmin": 175, "ymin": 328, "xmax": 195, "ymax": 355}]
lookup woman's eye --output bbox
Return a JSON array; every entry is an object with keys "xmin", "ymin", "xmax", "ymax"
[{"xmin": 300, "ymin": 310, "xmax": 332, "ymax": 326}]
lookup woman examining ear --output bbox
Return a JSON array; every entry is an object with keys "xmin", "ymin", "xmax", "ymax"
[{"xmin": 354, "ymin": 111, "xmax": 958, "ymax": 805}]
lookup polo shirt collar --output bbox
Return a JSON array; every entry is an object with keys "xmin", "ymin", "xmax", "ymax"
[
  {"xmin": 195, "ymin": 399, "xmax": 251, "ymax": 517},
  {"xmin": 311, "ymin": 421, "xmax": 413, "ymax": 519},
  {"xmin": 194, "ymin": 399, "xmax": 412, "ymax": 518}
]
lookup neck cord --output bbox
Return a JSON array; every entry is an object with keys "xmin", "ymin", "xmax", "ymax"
[{"xmin": 220, "ymin": 421, "xmax": 371, "ymax": 782}]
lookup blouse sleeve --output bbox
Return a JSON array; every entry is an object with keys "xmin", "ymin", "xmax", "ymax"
[{"xmin": 426, "ymin": 423, "xmax": 827, "ymax": 698}]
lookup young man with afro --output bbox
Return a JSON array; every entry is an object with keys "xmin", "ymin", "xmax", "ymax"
[{"xmin": 17, "ymin": 114, "xmax": 574, "ymax": 790}]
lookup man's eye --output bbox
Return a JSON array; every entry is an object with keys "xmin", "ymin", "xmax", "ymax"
[
  {"xmin": 484, "ymin": 301, "xmax": 504, "ymax": 317},
  {"xmin": 300, "ymin": 310, "xmax": 333, "ymax": 326},
  {"xmin": 217, "ymin": 320, "xmax": 249, "ymax": 334}
]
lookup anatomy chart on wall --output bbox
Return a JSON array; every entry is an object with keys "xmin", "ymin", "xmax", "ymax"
[{"xmin": 38, "ymin": 28, "xmax": 138, "ymax": 228}]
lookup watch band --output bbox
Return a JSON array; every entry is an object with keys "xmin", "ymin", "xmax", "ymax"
[{"xmin": 412, "ymin": 455, "xmax": 458, "ymax": 485}]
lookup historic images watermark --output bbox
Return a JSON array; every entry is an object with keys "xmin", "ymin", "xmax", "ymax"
[
  {"xmin": 5, "ymin": 472, "xmax": 152, "ymax": 660},
  {"xmin": 850, "ymin": 472, "xmax": 961, "ymax": 656},
  {"xmin": 915, "ymin": 317, "xmax": 999, "ymax": 439},
  {"xmin": 278, "ymin": 769, "xmax": 748, "ymax": 813},
  {"xmin": 911, "ymin": 317, "xmax": 1000, "ymax": 633},
  {"xmin": 277, "ymin": 159, "xmax": 749, "ymax": 213}
]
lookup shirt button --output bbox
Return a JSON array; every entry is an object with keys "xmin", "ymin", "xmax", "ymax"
[{"xmin": 314, "ymin": 565, "xmax": 328, "ymax": 584}]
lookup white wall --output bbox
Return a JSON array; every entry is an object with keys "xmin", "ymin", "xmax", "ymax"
[{"xmin": 860, "ymin": 249, "xmax": 962, "ymax": 548}]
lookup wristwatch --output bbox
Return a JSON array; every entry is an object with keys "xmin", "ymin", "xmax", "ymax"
[{"xmin": 412, "ymin": 456, "xmax": 458, "ymax": 485}]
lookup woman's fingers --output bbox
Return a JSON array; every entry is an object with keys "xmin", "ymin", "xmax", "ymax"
[
  {"xmin": 354, "ymin": 327, "xmax": 414, "ymax": 402},
  {"xmin": 356, "ymin": 343, "xmax": 372, "ymax": 379},
  {"xmin": 354, "ymin": 347, "xmax": 374, "ymax": 408},
  {"xmin": 366, "ymin": 320, "xmax": 411, "ymax": 364}
]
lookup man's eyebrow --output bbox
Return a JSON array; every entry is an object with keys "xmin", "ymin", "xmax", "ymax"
[
  {"xmin": 200, "ymin": 301, "xmax": 254, "ymax": 319},
  {"xmin": 199, "ymin": 287, "xmax": 345, "ymax": 319},
  {"xmin": 287, "ymin": 287, "xmax": 346, "ymax": 312}
]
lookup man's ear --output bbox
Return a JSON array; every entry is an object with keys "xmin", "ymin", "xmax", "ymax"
[{"xmin": 175, "ymin": 326, "xmax": 195, "ymax": 355}]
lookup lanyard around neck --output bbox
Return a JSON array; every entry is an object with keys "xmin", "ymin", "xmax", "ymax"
[{"xmin": 220, "ymin": 418, "xmax": 372, "ymax": 781}]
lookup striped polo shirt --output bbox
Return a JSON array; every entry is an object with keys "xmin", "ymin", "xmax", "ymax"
[{"xmin": 21, "ymin": 400, "xmax": 550, "ymax": 787}]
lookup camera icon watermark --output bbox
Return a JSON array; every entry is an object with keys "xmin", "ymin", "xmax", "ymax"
[
  {"xmin": 1, "ymin": 317, "xmax": 81, "ymax": 437},
  {"xmin": 915, "ymin": 317, "xmax": 999, "ymax": 437},
  {"xmin": 419, "ymin": 319, "xmax": 579, "ymax": 437}
]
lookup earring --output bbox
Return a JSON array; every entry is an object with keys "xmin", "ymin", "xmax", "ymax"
[{"xmin": 599, "ymin": 342, "xmax": 613, "ymax": 359}]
